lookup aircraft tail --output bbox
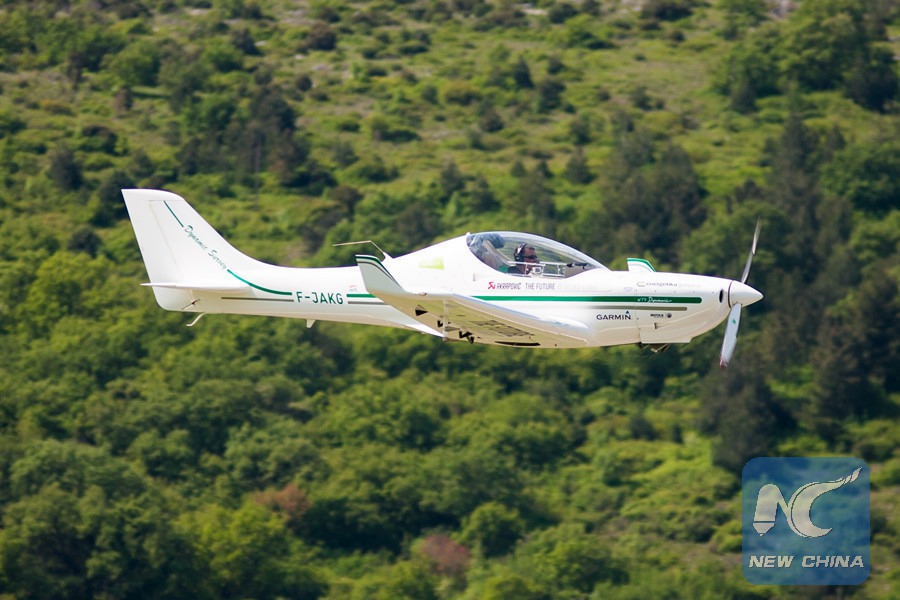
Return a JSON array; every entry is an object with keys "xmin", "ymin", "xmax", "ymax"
[{"xmin": 122, "ymin": 189, "xmax": 263, "ymax": 311}]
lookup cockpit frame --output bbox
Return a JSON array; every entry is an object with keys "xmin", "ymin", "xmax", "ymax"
[{"xmin": 466, "ymin": 232, "xmax": 608, "ymax": 278}]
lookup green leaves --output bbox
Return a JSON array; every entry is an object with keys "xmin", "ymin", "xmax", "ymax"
[{"xmin": 0, "ymin": 1, "xmax": 898, "ymax": 597}]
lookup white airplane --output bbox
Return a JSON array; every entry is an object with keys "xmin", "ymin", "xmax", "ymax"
[{"xmin": 123, "ymin": 189, "xmax": 762, "ymax": 366}]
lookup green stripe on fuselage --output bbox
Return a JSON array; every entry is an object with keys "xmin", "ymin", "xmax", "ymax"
[
  {"xmin": 227, "ymin": 270, "xmax": 293, "ymax": 296},
  {"xmin": 474, "ymin": 295, "xmax": 701, "ymax": 304}
]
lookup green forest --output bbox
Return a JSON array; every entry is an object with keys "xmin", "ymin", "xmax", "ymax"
[{"xmin": 0, "ymin": 0, "xmax": 898, "ymax": 597}]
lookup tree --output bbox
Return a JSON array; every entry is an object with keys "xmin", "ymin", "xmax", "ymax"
[
  {"xmin": 809, "ymin": 265, "xmax": 900, "ymax": 438},
  {"xmin": 48, "ymin": 146, "xmax": 83, "ymax": 191},
  {"xmin": 519, "ymin": 165, "xmax": 556, "ymax": 231},
  {"xmin": 0, "ymin": 440, "xmax": 203, "ymax": 599},
  {"xmin": 0, "ymin": 485, "xmax": 93, "ymax": 599},
  {"xmin": 19, "ymin": 252, "xmax": 110, "ymax": 336},
  {"xmin": 717, "ymin": 22, "xmax": 782, "ymax": 106},
  {"xmin": 781, "ymin": 0, "xmax": 864, "ymax": 89},
  {"xmin": 641, "ymin": 0, "xmax": 693, "ymax": 22},
  {"xmin": 231, "ymin": 27, "xmax": 261, "ymax": 56},
  {"xmin": 764, "ymin": 109, "xmax": 828, "ymax": 283},
  {"xmin": 462, "ymin": 174, "xmax": 498, "ymax": 213},
  {"xmin": 512, "ymin": 56, "xmax": 533, "ymax": 89},
  {"xmin": 459, "ymin": 502, "xmax": 524, "ymax": 557},
  {"xmin": 564, "ymin": 147, "xmax": 592, "ymax": 184},
  {"xmin": 93, "ymin": 170, "xmax": 135, "ymax": 226},
  {"xmin": 67, "ymin": 226, "xmax": 102, "ymax": 257},
  {"xmin": 512, "ymin": 524, "xmax": 625, "ymax": 594},
  {"xmin": 821, "ymin": 139, "xmax": 900, "ymax": 215},
  {"xmin": 201, "ymin": 38, "xmax": 243, "ymax": 73},
  {"xmin": 536, "ymin": 76, "xmax": 565, "ymax": 112},
  {"xmin": 481, "ymin": 574, "xmax": 550, "ymax": 600},
  {"xmin": 569, "ymin": 113, "xmax": 592, "ymax": 145},
  {"xmin": 159, "ymin": 51, "xmax": 208, "ymax": 111},
  {"xmin": 183, "ymin": 502, "xmax": 325, "ymax": 599},
  {"xmin": 844, "ymin": 45, "xmax": 899, "ymax": 112},
  {"xmin": 64, "ymin": 18, "xmax": 125, "ymax": 87},
  {"xmin": 347, "ymin": 189, "xmax": 440, "ymax": 253},
  {"xmin": 548, "ymin": 2, "xmax": 578, "ymax": 24},
  {"xmin": 779, "ymin": 0, "xmax": 898, "ymax": 110},
  {"xmin": 720, "ymin": 0, "xmax": 769, "ymax": 39},
  {"xmin": 478, "ymin": 105, "xmax": 505, "ymax": 132},
  {"xmin": 416, "ymin": 534, "xmax": 470, "ymax": 579},
  {"xmin": 602, "ymin": 137, "xmax": 704, "ymax": 263},
  {"xmin": 350, "ymin": 560, "xmax": 438, "ymax": 600},
  {"xmin": 699, "ymin": 353, "xmax": 791, "ymax": 473},
  {"xmin": 439, "ymin": 159, "xmax": 466, "ymax": 200},
  {"xmin": 110, "ymin": 39, "xmax": 161, "ymax": 87}
]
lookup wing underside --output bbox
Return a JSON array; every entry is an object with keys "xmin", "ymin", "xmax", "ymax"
[{"xmin": 356, "ymin": 255, "xmax": 588, "ymax": 347}]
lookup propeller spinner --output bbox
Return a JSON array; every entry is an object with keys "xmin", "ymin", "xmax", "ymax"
[{"xmin": 719, "ymin": 220, "xmax": 763, "ymax": 368}]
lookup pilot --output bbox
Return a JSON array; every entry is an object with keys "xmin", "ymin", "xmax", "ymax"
[{"xmin": 512, "ymin": 243, "xmax": 539, "ymax": 275}]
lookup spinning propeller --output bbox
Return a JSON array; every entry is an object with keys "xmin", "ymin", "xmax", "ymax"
[{"xmin": 719, "ymin": 220, "xmax": 763, "ymax": 368}]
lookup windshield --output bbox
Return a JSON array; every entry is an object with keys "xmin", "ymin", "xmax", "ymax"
[{"xmin": 466, "ymin": 232, "xmax": 607, "ymax": 278}]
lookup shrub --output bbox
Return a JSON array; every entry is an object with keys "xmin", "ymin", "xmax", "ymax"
[
  {"xmin": 306, "ymin": 22, "xmax": 337, "ymax": 51},
  {"xmin": 641, "ymin": 0, "xmax": 693, "ymax": 22},
  {"xmin": 443, "ymin": 81, "xmax": 481, "ymax": 106}
]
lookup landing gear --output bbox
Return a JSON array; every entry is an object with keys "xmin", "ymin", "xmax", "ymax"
[{"xmin": 637, "ymin": 342, "xmax": 670, "ymax": 353}]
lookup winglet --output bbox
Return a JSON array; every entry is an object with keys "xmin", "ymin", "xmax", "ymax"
[
  {"xmin": 356, "ymin": 254, "xmax": 406, "ymax": 298},
  {"xmin": 627, "ymin": 258, "xmax": 656, "ymax": 273}
]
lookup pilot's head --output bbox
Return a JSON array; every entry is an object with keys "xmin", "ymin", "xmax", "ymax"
[{"xmin": 514, "ymin": 243, "xmax": 538, "ymax": 273}]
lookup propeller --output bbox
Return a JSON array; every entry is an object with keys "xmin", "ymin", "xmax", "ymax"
[{"xmin": 719, "ymin": 220, "xmax": 762, "ymax": 368}]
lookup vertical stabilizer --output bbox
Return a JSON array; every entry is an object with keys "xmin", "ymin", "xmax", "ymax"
[{"xmin": 122, "ymin": 189, "xmax": 260, "ymax": 310}]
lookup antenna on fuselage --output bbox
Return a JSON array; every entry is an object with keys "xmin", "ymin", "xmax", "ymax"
[{"xmin": 332, "ymin": 240, "xmax": 392, "ymax": 259}]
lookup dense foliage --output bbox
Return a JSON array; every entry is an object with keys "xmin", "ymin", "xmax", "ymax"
[{"xmin": 0, "ymin": 0, "xmax": 898, "ymax": 597}]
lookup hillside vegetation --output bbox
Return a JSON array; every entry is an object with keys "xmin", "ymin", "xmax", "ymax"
[{"xmin": 0, "ymin": 0, "xmax": 899, "ymax": 597}]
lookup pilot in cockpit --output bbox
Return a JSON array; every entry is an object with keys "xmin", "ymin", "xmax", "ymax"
[
  {"xmin": 470, "ymin": 234, "xmax": 540, "ymax": 275},
  {"xmin": 512, "ymin": 243, "xmax": 539, "ymax": 275}
]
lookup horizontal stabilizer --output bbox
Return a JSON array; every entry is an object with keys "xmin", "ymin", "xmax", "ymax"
[{"xmin": 141, "ymin": 282, "xmax": 250, "ymax": 292}]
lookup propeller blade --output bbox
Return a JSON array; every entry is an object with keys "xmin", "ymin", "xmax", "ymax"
[
  {"xmin": 740, "ymin": 219, "xmax": 761, "ymax": 284},
  {"xmin": 719, "ymin": 304, "xmax": 742, "ymax": 368}
]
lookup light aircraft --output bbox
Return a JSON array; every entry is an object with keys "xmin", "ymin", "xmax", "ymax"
[{"xmin": 123, "ymin": 189, "xmax": 762, "ymax": 366}]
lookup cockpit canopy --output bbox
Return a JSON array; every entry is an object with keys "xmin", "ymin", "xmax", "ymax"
[{"xmin": 467, "ymin": 232, "xmax": 607, "ymax": 278}]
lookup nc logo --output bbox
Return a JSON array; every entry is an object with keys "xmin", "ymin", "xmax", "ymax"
[{"xmin": 752, "ymin": 468, "xmax": 863, "ymax": 538}]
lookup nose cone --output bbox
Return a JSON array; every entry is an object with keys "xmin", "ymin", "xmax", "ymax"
[{"xmin": 730, "ymin": 281, "xmax": 763, "ymax": 307}]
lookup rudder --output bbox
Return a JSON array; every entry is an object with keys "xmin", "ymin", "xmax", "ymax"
[{"xmin": 122, "ymin": 189, "xmax": 259, "ymax": 310}]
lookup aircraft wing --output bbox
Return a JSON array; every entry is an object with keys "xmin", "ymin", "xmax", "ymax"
[{"xmin": 356, "ymin": 254, "xmax": 589, "ymax": 346}]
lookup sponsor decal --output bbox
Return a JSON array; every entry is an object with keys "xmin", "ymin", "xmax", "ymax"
[
  {"xmin": 184, "ymin": 225, "xmax": 228, "ymax": 270},
  {"xmin": 488, "ymin": 282, "xmax": 522, "ymax": 290},
  {"xmin": 596, "ymin": 311, "xmax": 632, "ymax": 321},
  {"xmin": 525, "ymin": 282, "xmax": 556, "ymax": 290}
]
